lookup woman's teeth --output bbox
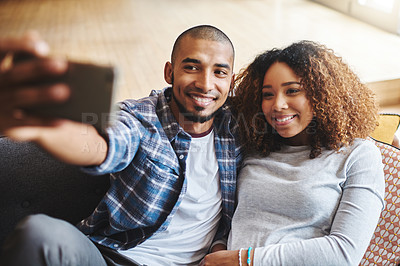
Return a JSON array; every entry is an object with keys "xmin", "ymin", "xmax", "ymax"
[{"xmin": 275, "ymin": 115, "xmax": 296, "ymax": 122}]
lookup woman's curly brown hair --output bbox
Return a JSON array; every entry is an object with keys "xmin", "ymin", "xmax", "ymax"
[{"xmin": 231, "ymin": 40, "xmax": 379, "ymax": 158}]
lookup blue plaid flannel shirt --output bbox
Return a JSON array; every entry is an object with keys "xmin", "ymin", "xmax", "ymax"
[{"xmin": 78, "ymin": 87, "xmax": 243, "ymax": 250}]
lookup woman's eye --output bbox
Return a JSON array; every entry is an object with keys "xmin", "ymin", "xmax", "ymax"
[
  {"xmin": 262, "ymin": 92, "xmax": 273, "ymax": 98},
  {"xmin": 287, "ymin": 88, "xmax": 300, "ymax": 94}
]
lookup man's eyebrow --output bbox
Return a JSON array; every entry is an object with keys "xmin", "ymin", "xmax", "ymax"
[
  {"xmin": 181, "ymin": 58, "xmax": 231, "ymax": 70},
  {"xmin": 182, "ymin": 57, "xmax": 201, "ymax": 64},
  {"xmin": 215, "ymin": 63, "xmax": 231, "ymax": 70},
  {"xmin": 262, "ymin": 81, "xmax": 301, "ymax": 89}
]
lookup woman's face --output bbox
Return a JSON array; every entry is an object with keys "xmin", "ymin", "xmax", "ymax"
[{"xmin": 261, "ymin": 62, "xmax": 314, "ymax": 146}]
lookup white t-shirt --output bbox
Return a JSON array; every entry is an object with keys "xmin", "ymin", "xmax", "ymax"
[{"xmin": 120, "ymin": 129, "xmax": 222, "ymax": 265}]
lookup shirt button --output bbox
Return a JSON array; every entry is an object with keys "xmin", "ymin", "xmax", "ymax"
[
  {"xmin": 113, "ymin": 244, "xmax": 119, "ymax": 248},
  {"xmin": 179, "ymin": 155, "xmax": 184, "ymax": 159}
]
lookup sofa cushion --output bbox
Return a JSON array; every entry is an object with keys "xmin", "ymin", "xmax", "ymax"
[
  {"xmin": 360, "ymin": 138, "xmax": 400, "ymax": 265},
  {"xmin": 370, "ymin": 113, "xmax": 400, "ymax": 145},
  {"xmin": 0, "ymin": 137, "xmax": 110, "ymax": 246}
]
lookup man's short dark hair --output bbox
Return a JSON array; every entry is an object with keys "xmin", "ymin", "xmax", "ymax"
[{"xmin": 171, "ymin": 25, "xmax": 235, "ymax": 66}]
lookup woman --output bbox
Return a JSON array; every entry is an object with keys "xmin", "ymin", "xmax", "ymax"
[{"xmin": 201, "ymin": 41, "xmax": 385, "ymax": 265}]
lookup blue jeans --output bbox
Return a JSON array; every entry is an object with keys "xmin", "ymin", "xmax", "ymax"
[{"xmin": 0, "ymin": 214, "xmax": 142, "ymax": 266}]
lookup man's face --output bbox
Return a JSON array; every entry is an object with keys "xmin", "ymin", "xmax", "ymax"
[{"xmin": 164, "ymin": 36, "xmax": 234, "ymax": 124}]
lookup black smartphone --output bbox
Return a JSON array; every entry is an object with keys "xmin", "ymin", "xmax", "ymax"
[{"xmin": 24, "ymin": 61, "xmax": 117, "ymax": 132}]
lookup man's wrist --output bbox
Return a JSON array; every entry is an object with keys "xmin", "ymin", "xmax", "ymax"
[{"xmin": 210, "ymin": 243, "xmax": 227, "ymax": 253}]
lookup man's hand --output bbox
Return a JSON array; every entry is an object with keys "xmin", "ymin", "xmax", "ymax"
[
  {"xmin": 0, "ymin": 31, "xmax": 70, "ymax": 137},
  {"xmin": 210, "ymin": 243, "xmax": 227, "ymax": 253},
  {"xmin": 199, "ymin": 250, "xmax": 240, "ymax": 266},
  {"xmin": 0, "ymin": 32, "xmax": 108, "ymax": 166}
]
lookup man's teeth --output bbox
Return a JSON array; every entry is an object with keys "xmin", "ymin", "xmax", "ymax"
[
  {"xmin": 275, "ymin": 115, "xmax": 296, "ymax": 122},
  {"xmin": 192, "ymin": 95, "xmax": 213, "ymax": 103}
]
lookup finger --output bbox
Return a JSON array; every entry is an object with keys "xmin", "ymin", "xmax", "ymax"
[
  {"xmin": 4, "ymin": 126, "xmax": 45, "ymax": 142},
  {"xmin": 2, "ymin": 119, "xmax": 76, "ymax": 142},
  {"xmin": 3, "ymin": 123, "xmax": 64, "ymax": 142},
  {"xmin": 0, "ymin": 57, "xmax": 68, "ymax": 86},
  {"xmin": 0, "ymin": 83, "xmax": 70, "ymax": 114},
  {"xmin": 0, "ymin": 114, "xmax": 63, "ymax": 134},
  {"xmin": 0, "ymin": 31, "xmax": 49, "ymax": 60},
  {"xmin": 11, "ymin": 83, "xmax": 70, "ymax": 108},
  {"xmin": 13, "ymin": 51, "xmax": 39, "ymax": 64}
]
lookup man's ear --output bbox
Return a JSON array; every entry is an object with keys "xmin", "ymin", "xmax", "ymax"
[{"xmin": 164, "ymin": 62, "xmax": 173, "ymax": 84}]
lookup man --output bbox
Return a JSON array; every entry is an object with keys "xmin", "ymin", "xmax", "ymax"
[{"xmin": 0, "ymin": 25, "xmax": 243, "ymax": 265}]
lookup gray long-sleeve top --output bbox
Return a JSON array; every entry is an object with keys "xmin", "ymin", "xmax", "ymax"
[{"xmin": 227, "ymin": 139, "xmax": 385, "ymax": 266}]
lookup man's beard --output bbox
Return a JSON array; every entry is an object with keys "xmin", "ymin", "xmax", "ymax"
[{"xmin": 172, "ymin": 89, "xmax": 221, "ymax": 123}]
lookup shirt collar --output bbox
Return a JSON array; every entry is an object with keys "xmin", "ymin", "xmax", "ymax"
[{"xmin": 154, "ymin": 87, "xmax": 187, "ymax": 142}]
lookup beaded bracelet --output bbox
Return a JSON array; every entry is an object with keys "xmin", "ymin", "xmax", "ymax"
[
  {"xmin": 247, "ymin": 247, "xmax": 253, "ymax": 265},
  {"xmin": 238, "ymin": 248, "xmax": 244, "ymax": 266}
]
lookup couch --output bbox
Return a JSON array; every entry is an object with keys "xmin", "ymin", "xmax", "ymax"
[
  {"xmin": 0, "ymin": 114, "xmax": 399, "ymax": 265},
  {"xmin": 0, "ymin": 136, "xmax": 110, "ymax": 247}
]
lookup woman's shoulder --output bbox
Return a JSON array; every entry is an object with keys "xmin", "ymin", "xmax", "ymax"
[
  {"xmin": 342, "ymin": 138, "xmax": 382, "ymax": 166},
  {"xmin": 348, "ymin": 138, "xmax": 381, "ymax": 154}
]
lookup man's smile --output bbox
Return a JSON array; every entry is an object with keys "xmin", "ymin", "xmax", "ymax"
[{"xmin": 187, "ymin": 93, "xmax": 217, "ymax": 107}]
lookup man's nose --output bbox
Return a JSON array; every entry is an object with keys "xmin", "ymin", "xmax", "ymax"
[{"xmin": 195, "ymin": 71, "xmax": 213, "ymax": 92}]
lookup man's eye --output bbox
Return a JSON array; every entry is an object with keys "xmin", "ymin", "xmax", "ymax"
[
  {"xmin": 215, "ymin": 70, "xmax": 228, "ymax": 76},
  {"xmin": 184, "ymin": 65, "xmax": 198, "ymax": 71}
]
